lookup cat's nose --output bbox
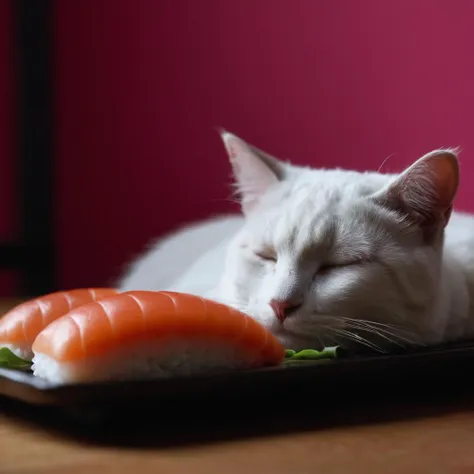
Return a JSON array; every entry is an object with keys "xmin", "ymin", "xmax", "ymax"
[{"xmin": 269, "ymin": 299, "xmax": 302, "ymax": 322}]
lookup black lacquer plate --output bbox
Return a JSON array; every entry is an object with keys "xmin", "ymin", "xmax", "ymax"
[{"xmin": 1, "ymin": 341, "xmax": 474, "ymax": 409}]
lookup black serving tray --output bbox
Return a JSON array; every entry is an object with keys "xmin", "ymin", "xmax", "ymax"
[
  {"xmin": 2, "ymin": 340, "xmax": 474, "ymax": 411},
  {"xmin": 2, "ymin": 340, "xmax": 474, "ymax": 439}
]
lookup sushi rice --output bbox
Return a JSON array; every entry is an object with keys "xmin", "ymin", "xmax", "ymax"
[{"xmin": 32, "ymin": 337, "xmax": 265, "ymax": 384}]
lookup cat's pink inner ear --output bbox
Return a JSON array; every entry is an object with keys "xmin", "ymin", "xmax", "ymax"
[
  {"xmin": 387, "ymin": 150, "xmax": 459, "ymax": 230},
  {"xmin": 221, "ymin": 133, "xmax": 280, "ymax": 212},
  {"xmin": 429, "ymin": 152, "xmax": 460, "ymax": 210}
]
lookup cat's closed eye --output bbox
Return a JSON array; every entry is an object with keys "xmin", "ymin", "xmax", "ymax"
[
  {"xmin": 253, "ymin": 250, "xmax": 277, "ymax": 262},
  {"xmin": 316, "ymin": 258, "xmax": 371, "ymax": 275}
]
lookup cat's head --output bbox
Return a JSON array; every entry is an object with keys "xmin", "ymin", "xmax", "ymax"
[{"xmin": 217, "ymin": 131, "xmax": 460, "ymax": 352}]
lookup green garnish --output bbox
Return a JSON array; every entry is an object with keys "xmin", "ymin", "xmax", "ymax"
[
  {"xmin": 0, "ymin": 347, "xmax": 32, "ymax": 370},
  {"xmin": 282, "ymin": 346, "xmax": 339, "ymax": 364}
]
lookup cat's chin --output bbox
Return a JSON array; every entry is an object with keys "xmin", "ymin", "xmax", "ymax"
[
  {"xmin": 268, "ymin": 324, "xmax": 327, "ymax": 351},
  {"xmin": 273, "ymin": 331, "xmax": 325, "ymax": 351},
  {"xmin": 243, "ymin": 307, "xmax": 334, "ymax": 350}
]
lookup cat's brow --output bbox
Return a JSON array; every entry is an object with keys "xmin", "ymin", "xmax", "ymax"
[{"xmin": 294, "ymin": 216, "xmax": 337, "ymax": 261}]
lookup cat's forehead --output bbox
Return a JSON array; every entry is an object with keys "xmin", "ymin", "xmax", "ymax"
[
  {"xmin": 277, "ymin": 170, "xmax": 386, "ymax": 216},
  {"xmin": 251, "ymin": 169, "xmax": 392, "ymax": 251},
  {"xmin": 293, "ymin": 169, "xmax": 388, "ymax": 198}
]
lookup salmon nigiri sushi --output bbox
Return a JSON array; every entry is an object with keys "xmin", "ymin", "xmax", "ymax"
[
  {"xmin": 31, "ymin": 291, "xmax": 285, "ymax": 384},
  {"xmin": 0, "ymin": 288, "xmax": 119, "ymax": 360}
]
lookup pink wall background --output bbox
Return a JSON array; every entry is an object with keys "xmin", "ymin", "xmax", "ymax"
[{"xmin": 2, "ymin": 1, "xmax": 474, "ymax": 294}]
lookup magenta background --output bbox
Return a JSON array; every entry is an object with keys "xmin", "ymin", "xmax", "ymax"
[{"xmin": 1, "ymin": 1, "xmax": 474, "ymax": 294}]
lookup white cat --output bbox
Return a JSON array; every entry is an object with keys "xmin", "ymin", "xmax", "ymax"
[{"xmin": 117, "ymin": 131, "xmax": 474, "ymax": 353}]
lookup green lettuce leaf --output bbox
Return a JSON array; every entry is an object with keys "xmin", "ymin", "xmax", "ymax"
[
  {"xmin": 282, "ymin": 346, "xmax": 339, "ymax": 364},
  {"xmin": 0, "ymin": 347, "xmax": 32, "ymax": 370}
]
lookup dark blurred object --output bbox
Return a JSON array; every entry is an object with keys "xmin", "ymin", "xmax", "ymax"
[{"xmin": 0, "ymin": 1, "xmax": 56, "ymax": 297}]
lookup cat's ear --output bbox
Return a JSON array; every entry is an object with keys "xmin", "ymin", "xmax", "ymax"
[
  {"xmin": 220, "ymin": 130, "xmax": 287, "ymax": 213},
  {"xmin": 372, "ymin": 149, "xmax": 460, "ymax": 241}
]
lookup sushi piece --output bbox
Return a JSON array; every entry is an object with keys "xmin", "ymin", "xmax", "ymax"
[
  {"xmin": 0, "ymin": 288, "xmax": 119, "ymax": 360},
  {"xmin": 31, "ymin": 290, "xmax": 285, "ymax": 384}
]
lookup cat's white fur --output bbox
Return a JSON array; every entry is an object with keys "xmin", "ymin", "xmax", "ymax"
[{"xmin": 117, "ymin": 132, "xmax": 474, "ymax": 352}]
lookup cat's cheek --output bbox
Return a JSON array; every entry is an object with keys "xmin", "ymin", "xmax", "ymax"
[
  {"xmin": 312, "ymin": 268, "xmax": 369, "ymax": 310},
  {"xmin": 240, "ymin": 256, "xmax": 276, "ymax": 285},
  {"xmin": 245, "ymin": 301, "xmax": 276, "ymax": 328},
  {"xmin": 230, "ymin": 258, "xmax": 272, "ymax": 303}
]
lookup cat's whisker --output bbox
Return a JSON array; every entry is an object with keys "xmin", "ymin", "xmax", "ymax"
[
  {"xmin": 361, "ymin": 324, "xmax": 421, "ymax": 346},
  {"xmin": 328, "ymin": 333, "xmax": 346, "ymax": 350},
  {"xmin": 317, "ymin": 325, "xmax": 347, "ymax": 350},
  {"xmin": 342, "ymin": 323, "xmax": 407, "ymax": 348},
  {"xmin": 341, "ymin": 321, "xmax": 416, "ymax": 344},
  {"xmin": 336, "ymin": 316, "xmax": 405, "ymax": 330},
  {"xmin": 327, "ymin": 316, "xmax": 420, "ymax": 346},
  {"xmin": 329, "ymin": 327, "xmax": 386, "ymax": 353},
  {"xmin": 315, "ymin": 331, "xmax": 325, "ymax": 349},
  {"xmin": 336, "ymin": 315, "xmax": 416, "ymax": 334}
]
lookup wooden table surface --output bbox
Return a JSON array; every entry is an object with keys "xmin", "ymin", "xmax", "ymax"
[{"xmin": 1, "ymin": 299, "xmax": 474, "ymax": 474}]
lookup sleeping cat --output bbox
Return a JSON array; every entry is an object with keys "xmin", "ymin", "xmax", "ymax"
[{"xmin": 117, "ymin": 131, "xmax": 474, "ymax": 353}]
